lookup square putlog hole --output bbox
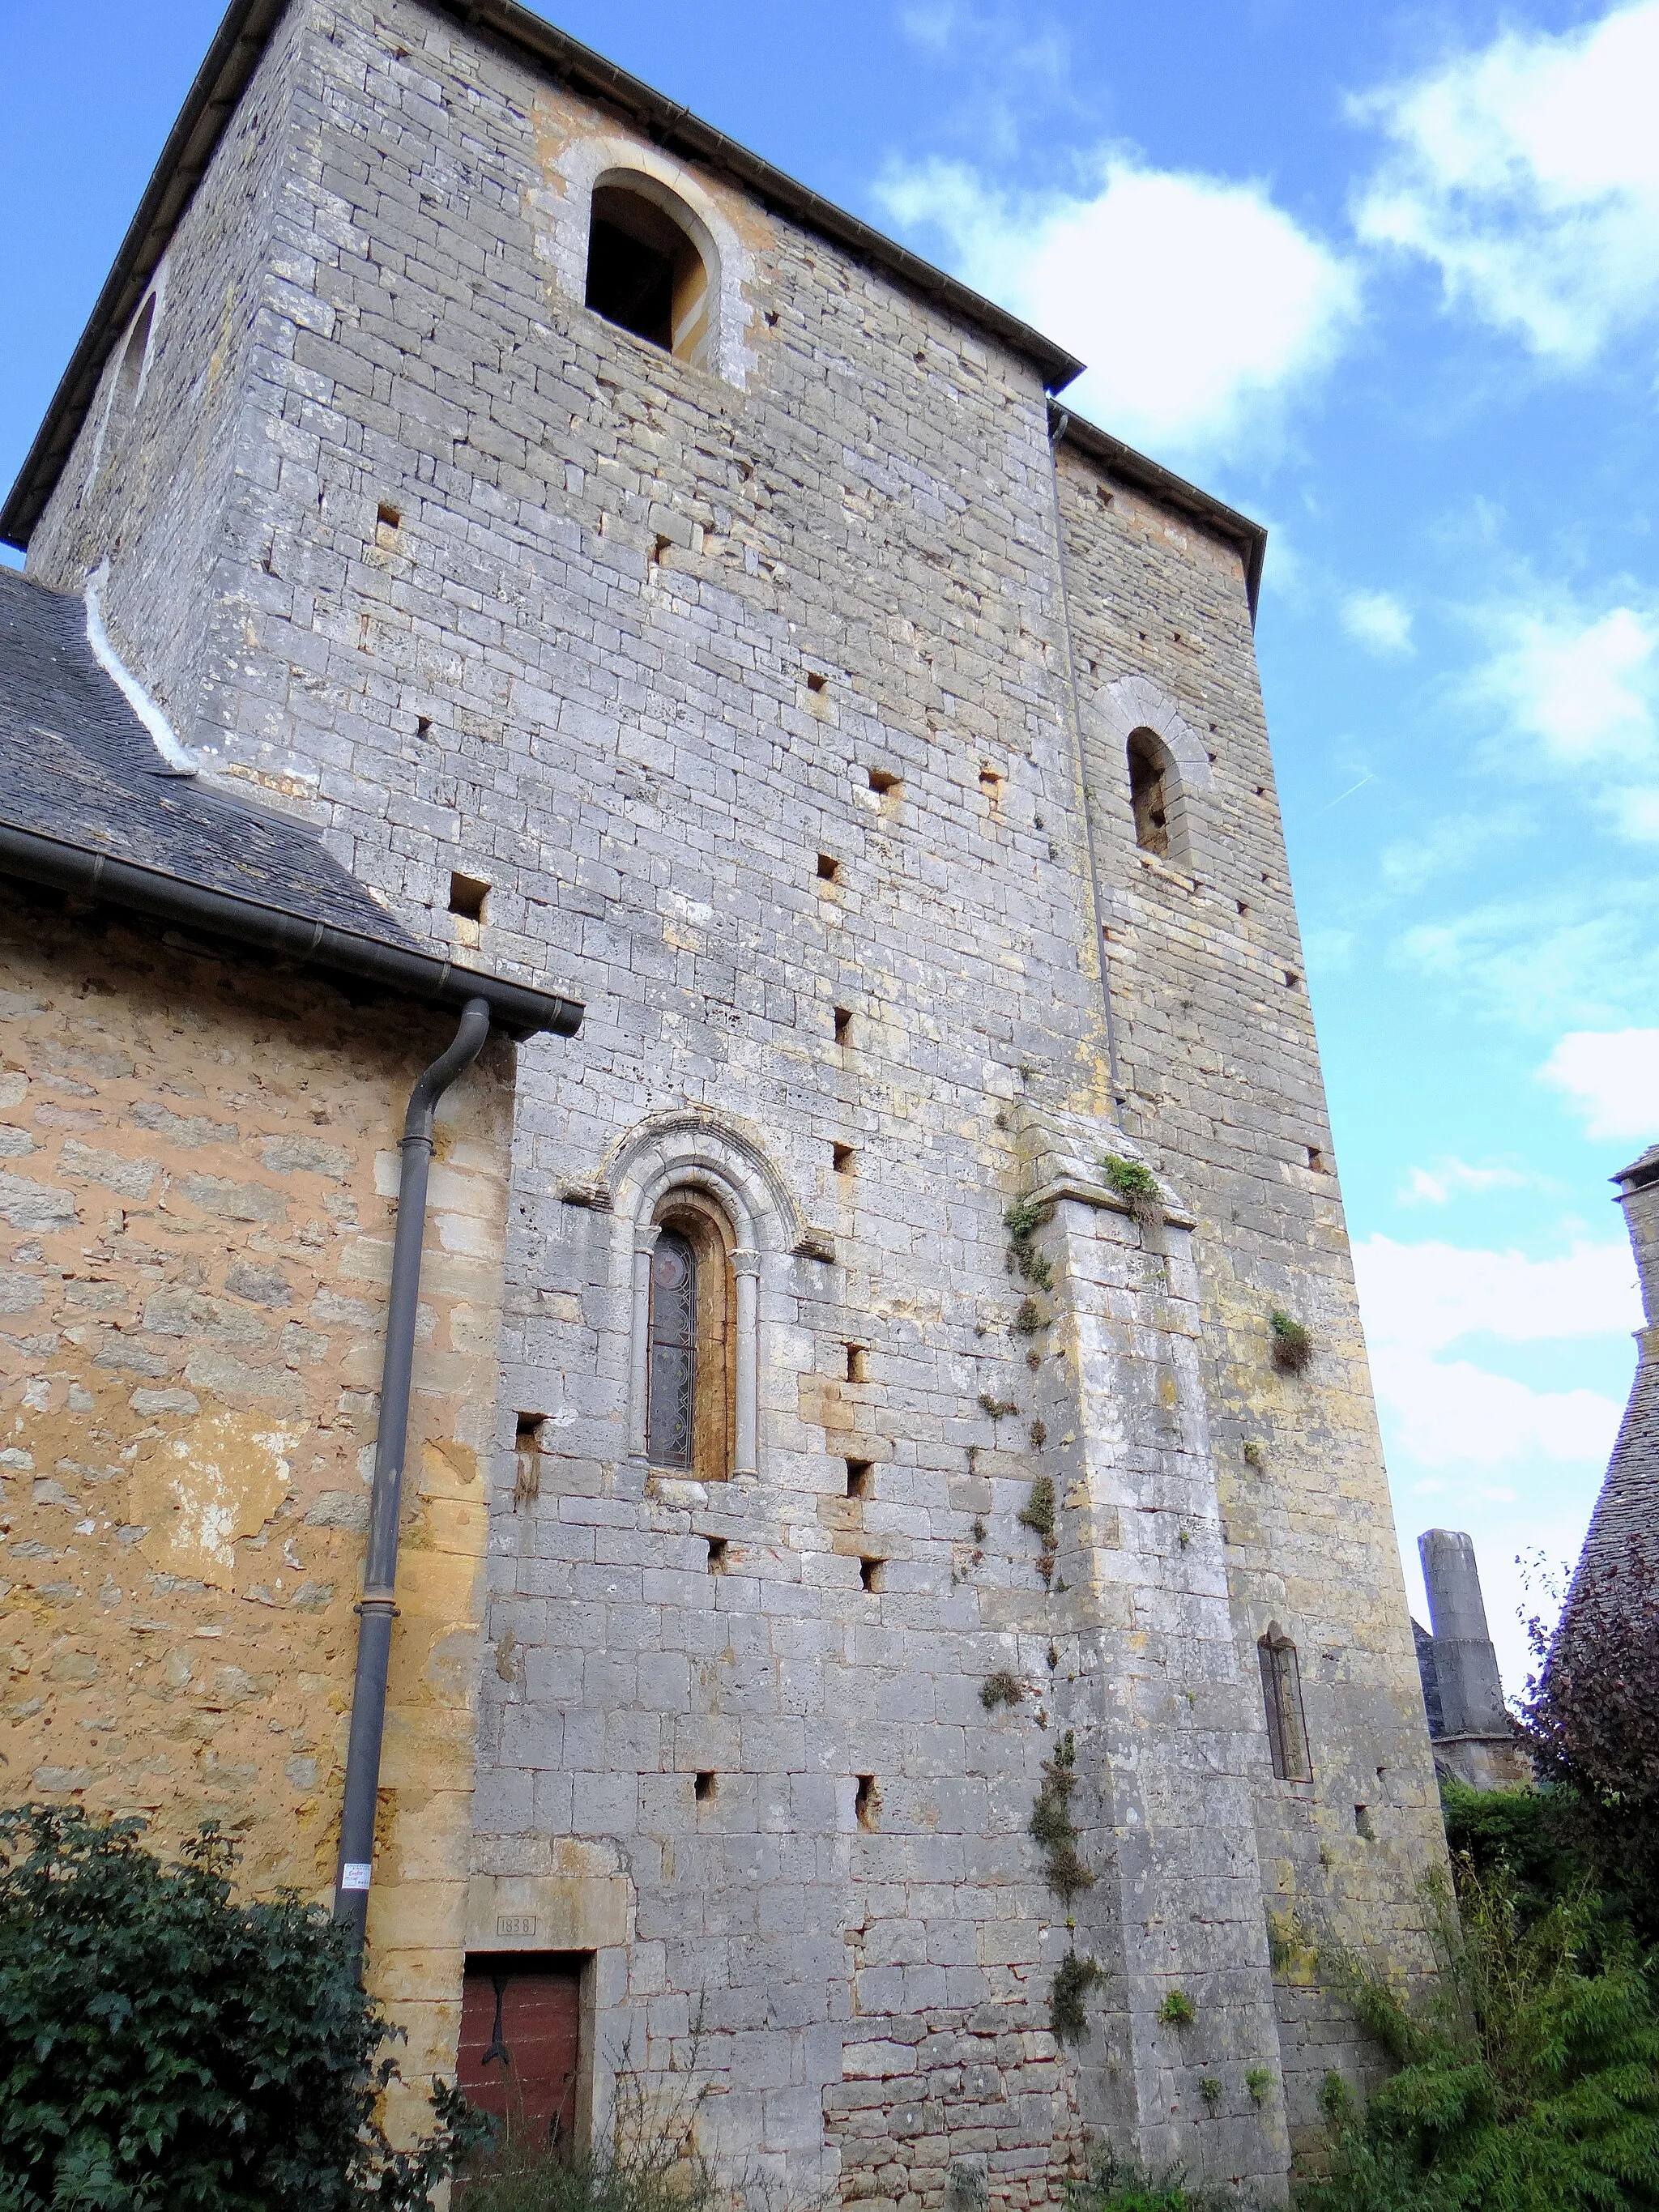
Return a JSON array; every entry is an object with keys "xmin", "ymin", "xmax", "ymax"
[
  {"xmin": 846, "ymin": 1459, "xmax": 872, "ymax": 1499},
  {"xmin": 855, "ymin": 1774, "xmax": 880, "ymax": 1829},
  {"xmin": 816, "ymin": 853, "xmax": 841, "ymax": 884},
  {"xmin": 449, "ymin": 871, "xmax": 489, "ymax": 923},
  {"xmin": 868, "ymin": 767, "xmax": 901, "ymax": 799},
  {"xmin": 833, "ymin": 1006, "xmax": 853, "ymax": 1046},
  {"xmin": 706, "ymin": 1536, "xmax": 729, "ymax": 1574},
  {"xmin": 859, "ymin": 1555, "xmax": 882, "ymax": 1593},
  {"xmin": 695, "ymin": 1771, "xmax": 716, "ymax": 1804},
  {"xmin": 514, "ymin": 1413, "xmax": 545, "ymax": 1509},
  {"xmin": 806, "ymin": 671, "xmax": 828, "ymax": 694},
  {"xmin": 845, "ymin": 1345, "xmax": 867, "ymax": 1383},
  {"xmin": 832, "ymin": 1143, "xmax": 855, "ymax": 1175}
]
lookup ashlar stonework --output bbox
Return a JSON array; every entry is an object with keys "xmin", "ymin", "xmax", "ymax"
[{"xmin": 3, "ymin": 0, "xmax": 1448, "ymax": 2199}]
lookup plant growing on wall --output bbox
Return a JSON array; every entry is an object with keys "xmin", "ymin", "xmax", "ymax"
[
  {"xmin": 1099, "ymin": 1154, "xmax": 1162, "ymax": 1229},
  {"xmin": 1269, "ymin": 1309, "xmax": 1313, "ymax": 1375},
  {"xmin": 1049, "ymin": 1950, "xmax": 1104, "ymax": 2045},
  {"xmin": 1018, "ymin": 1475, "xmax": 1058, "ymax": 1588},
  {"xmin": 0, "ymin": 1805, "xmax": 479, "ymax": 2210},
  {"xmin": 1030, "ymin": 1731, "xmax": 1100, "ymax": 2045},
  {"xmin": 981, "ymin": 1670, "xmax": 1023, "ymax": 1711},
  {"xmin": 1158, "ymin": 1989, "xmax": 1196, "ymax": 2027},
  {"xmin": 1030, "ymin": 1730, "xmax": 1093, "ymax": 1904},
  {"xmin": 1004, "ymin": 1196, "xmax": 1055, "ymax": 1289}
]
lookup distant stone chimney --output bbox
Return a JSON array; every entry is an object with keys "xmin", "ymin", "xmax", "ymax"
[
  {"xmin": 1414, "ymin": 1529, "xmax": 1529, "ymax": 1789},
  {"xmin": 1616, "ymin": 1145, "xmax": 1659, "ymax": 1332}
]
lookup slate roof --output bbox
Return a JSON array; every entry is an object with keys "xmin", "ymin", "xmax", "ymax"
[
  {"xmin": 1555, "ymin": 1149, "xmax": 1658, "ymax": 1660},
  {"xmin": 0, "ymin": 565, "xmax": 581, "ymax": 1038},
  {"xmin": 0, "ymin": 565, "xmax": 416, "ymax": 948}
]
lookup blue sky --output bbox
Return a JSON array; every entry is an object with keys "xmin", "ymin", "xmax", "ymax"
[{"xmin": 4, "ymin": 2, "xmax": 1654, "ymax": 1689}]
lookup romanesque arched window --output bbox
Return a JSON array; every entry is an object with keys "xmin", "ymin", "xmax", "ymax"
[
  {"xmin": 646, "ymin": 1230, "xmax": 697, "ymax": 1469},
  {"xmin": 585, "ymin": 176, "xmax": 712, "ymax": 366},
  {"xmin": 1259, "ymin": 1623, "xmax": 1312, "ymax": 1782},
  {"xmin": 1128, "ymin": 727, "xmax": 1183, "ymax": 863},
  {"xmin": 643, "ymin": 1192, "xmax": 736, "ymax": 1480}
]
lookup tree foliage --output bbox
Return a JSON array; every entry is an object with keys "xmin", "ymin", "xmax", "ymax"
[
  {"xmin": 1518, "ymin": 1548, "xmax": 1659, "ymax": 1918},
  {"xmin": 1294, "ymin": 1863, "xmax": 1659, "ymax": 2211},
  {"xmin": 0, "ymin": 1805, "xmax": 475, "ymax": 2212}
]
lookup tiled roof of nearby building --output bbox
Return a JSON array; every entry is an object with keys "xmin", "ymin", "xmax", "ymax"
[
  {"xmin": 0, "ymin": 566, "xmax": 417, "ymax": 945},
  {"xmin": 0, "ymin": 567, "xmax": 581, "ymax": 1039}
]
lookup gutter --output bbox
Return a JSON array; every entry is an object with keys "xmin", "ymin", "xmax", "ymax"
[{"xmin": 0, "ymin": 821, "xmax": 581, "ymax": 1040}]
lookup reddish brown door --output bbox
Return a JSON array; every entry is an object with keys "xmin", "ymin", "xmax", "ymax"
[{"xmin": 458, "ymin": 1952, "xmax": 583, "ymax": 2152}]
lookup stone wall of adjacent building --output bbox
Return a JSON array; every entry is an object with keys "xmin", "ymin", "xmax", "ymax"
[
  {"xmin": 0, "ymin": 880, "xmax": 514, "ymax": 2131},
  {"xmin": 18, "ymin": 0, "xmax": 1448, "ymax": 2195}
]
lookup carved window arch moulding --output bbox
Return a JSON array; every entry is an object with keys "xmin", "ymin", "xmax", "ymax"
[{"xmin": 604, "ymin": 1113, "xmax": 810, "ymax": 1483}]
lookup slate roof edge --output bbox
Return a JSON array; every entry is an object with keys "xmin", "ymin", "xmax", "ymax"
[
  {"xmin": 0, "ymin": 820, "xmax": 583, "ymax": 1041},
  {"xmin": 1051, "ymin": 403, "xmax": 1269, "ymax": 622},
  {"xmin": 2, "ymin": 0, "xmax": 1085, "ymax": 548}
]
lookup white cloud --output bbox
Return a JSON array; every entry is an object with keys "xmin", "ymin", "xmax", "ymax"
[
  {"xmin": 1352, "ymin": 2, "xmax": 1659, "ymax": 363},
  {"xmin": 1540, "ymin": 1028, "xmax": 1659, "ymax": 1140},
  {"xmin": 1394, "ymin": 876, "xmax": 1659, "ymax": 1034},
  {"xmin": 1471, "ymin": 603, "xmax": 1658, "ymax": 765},
  {"xmin": 1341, "ymin": 588, "xmax": 1414, "ymax": 655},
  {"xmin": 1379, "ymin": 805, "xmax": 1531, "ymax": 895},
  {"xmin": 1373, "ymin": 1345, "xmax": 1623, "ymax": 1469},
  {"xmin": 876, "ymin": 154, "xmax": 1358, "ymax": 461},
  {"xmin": 1354, "ymin": 1233, "xmax": 1635, "ymax": 1474},
  {"xmin": 1397, "ymin": 1156, "xmax": 1533, "ymax": 1205},
  {"xmin": 1354, "ymin": 1232, "xmax": 1640, "ymax": 1355}
]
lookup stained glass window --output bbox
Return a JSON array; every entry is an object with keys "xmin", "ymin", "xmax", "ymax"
[{"xmin": 646, "ymin": 1230, "xmax": 697, "ymax": 1469}]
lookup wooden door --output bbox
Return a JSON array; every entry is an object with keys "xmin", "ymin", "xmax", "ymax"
[{"xmin": 458, "ymin": 1951, "xmax": 583, "ymax": 2153}]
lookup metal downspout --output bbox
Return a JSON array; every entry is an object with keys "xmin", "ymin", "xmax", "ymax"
[{"xmin": 333, "ymin": 995, "xmax": 493, "ymax": 1966}]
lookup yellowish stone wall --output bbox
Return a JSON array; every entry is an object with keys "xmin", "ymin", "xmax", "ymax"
[{"xmin": 0, "ymin": 879, "xmax": 513, "ymax": 2116}]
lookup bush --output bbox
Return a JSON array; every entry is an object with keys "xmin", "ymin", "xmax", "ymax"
[
  {"xmin": 1294, "ymin": 1861, "xmax": 1659, "ymax": 2211},
  {"xmin": 0, "ymin": 1805, "xmax": 473, "ymax": 2212}
]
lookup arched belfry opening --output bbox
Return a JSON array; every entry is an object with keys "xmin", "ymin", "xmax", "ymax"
[
  {"xmin": 1128, "ymin": 726, "xmax": 1180, "ymax": 862},
  {"xmin": 585, "ymin": 177, "xmax": 712, "ymax": 366}
]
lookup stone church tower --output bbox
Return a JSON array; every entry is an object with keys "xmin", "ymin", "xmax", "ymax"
[{"xmin": 2, "ymin": 0, "xmax": 1446, "ymax": 2198}]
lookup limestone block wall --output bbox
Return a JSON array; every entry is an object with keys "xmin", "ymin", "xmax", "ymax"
[
  {"xmin": 15, "ymin": 0, "xmax": 1449, "ymax": 2193},
  {"xmin": 25, "ymin": 6, "xmax": 309, "ymax": 767},
  {"xmin": 1052, "ymin": 446, "xmax": 1447, "ymax": 2144},
  {"xmin": 0, "ymin": 880, "xmax": 513, "ymax": 2121}
]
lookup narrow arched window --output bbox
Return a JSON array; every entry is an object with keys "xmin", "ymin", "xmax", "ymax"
[
  {"xmin": 585, "ymin": 179, "xmax": 711, "ymax": 365},
  {"xmin": 1259, "ymin": 1624, "xmax": 1312, "ymax": 1782},
  {"xmin": 646, "ymin": 1230, "xmax": 697, "ymax": 1469},
  {"xmin": 1128, "ymin": 727, "xmax": 1179, "ymax": 860}
]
